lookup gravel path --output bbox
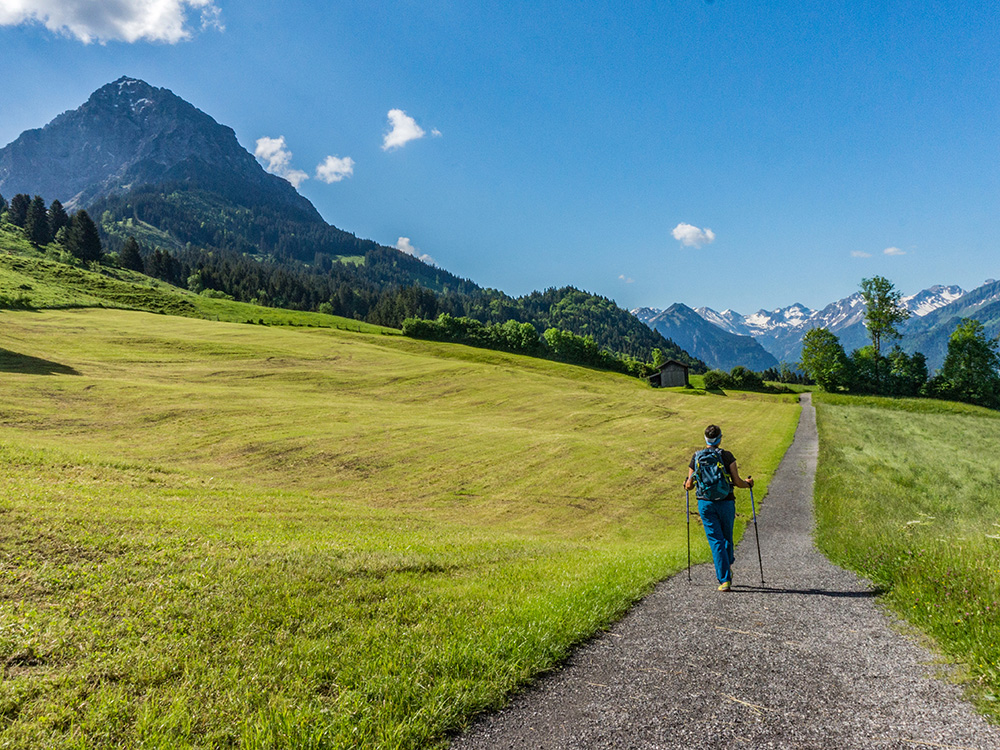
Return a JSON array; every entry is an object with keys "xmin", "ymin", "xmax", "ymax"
[{"xmin": 451, "ymin": 393, "xmax": 1000, "ymax": 749}]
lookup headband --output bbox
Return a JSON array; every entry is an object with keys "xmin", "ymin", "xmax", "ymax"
[{"xmin": 705, "ymin": 436, "xmax": 721, "ymax": 446}]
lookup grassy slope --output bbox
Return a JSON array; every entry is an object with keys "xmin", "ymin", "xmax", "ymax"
[
  {"xmin": 0, "ymin": 224, "xmax": 386, "ymax": 333},
  {"xmin": 813, "ymin": 393, "xmax": 1000, "ymax": 719},
  {"xmin": 0, "ymin": 301, "xmax": 800, "ymax": 748}
]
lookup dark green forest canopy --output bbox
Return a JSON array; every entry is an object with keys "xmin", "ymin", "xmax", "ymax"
[{"xmin": 88, "ymin": 184, "xmax": 699, "ymax": 367}]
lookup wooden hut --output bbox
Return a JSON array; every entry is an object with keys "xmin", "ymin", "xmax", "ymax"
[{"xmin": 648, "ymin": 360, "xmax": 690, "ymax": 388}]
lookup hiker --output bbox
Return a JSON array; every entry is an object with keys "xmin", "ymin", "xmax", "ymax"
[{"xmin": 683, "ymin": 424, "xmax": 753, "ymax": 591}]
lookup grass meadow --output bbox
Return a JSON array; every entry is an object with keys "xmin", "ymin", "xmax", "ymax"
[
  {"xmin": 0, "ymin": 227, "xmax": 387, "ymax": 333},
  {"xmin": 813, "ymin": 393, "xmax": 1000, "ymax": 718},
  {"xmin": 0, "ymin": 307, "xmax": 800, "ymax": 748}
]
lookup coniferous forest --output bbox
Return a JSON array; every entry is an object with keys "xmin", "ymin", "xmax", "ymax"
[{"xmin": 1, "ymin": 188, "xmax": 705, "ymax": 373}]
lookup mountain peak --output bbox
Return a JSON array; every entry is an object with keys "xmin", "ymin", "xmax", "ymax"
[{"xmin": 0, "ymin": 77, "xmax": 321, "ymax": 222}]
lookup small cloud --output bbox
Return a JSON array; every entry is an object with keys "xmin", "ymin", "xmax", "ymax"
[
  {"xmin": 851, "ymin": 250, "xmax": 872, "ymax": 258},
  {"xmin": 884, "ymin": 246, "xmax": 905, "ymax": 256},
  {"xmin": 618, "ymin": 274, "xmax": 635, "ymax": 284},
  {"xmin": 0, "ymin": 0, "xmax": 224, "ymax": 44},
  {"xmin": 255, "ymin": 136, "xmax": 308, "ymax": 188},
  {"xmin": 382, "ymin": 109, "xmax": 425, "ymax": 151},
  {"xmin": 431, "ymin": 128, "xmax": 442, "ymax": 137},
  {"xmin": 395, "ymin": 237, "xmax": 435, "ymax": 266},
  {"xmin": 316, "ymin": 155, "xmax": 355, "ymax": 183},
  {"xmin": 671, "ymin": 222, "xmax": 716, "ymax": 248}
]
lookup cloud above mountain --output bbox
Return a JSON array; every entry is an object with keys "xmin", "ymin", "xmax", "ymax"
[
  {"xmin": 254, "ymin": 136, "xmax": 309, "ymax": 189},
  {"xmin": 884, "ymin": 246, "xmax": 905, "ymax": 256},
  {"xmin": 255, "ymin": 137, "xmax": 356, "ymax": 188},
  {"xmin": 671, "ymin": 223, "xmax": 716, "ymax": 248},
  {"xmin": 395, "ymin": 237, "xmax": 435, "ymax": 265},
  {"xmin": 0, "ymin": 0, "xmax": 223, "ymax": 43},
  {"xmin": 382, "ymin": 110, "xmax": 426, "ymax": 151},
  {"xmin": 316, "ymin": 155, "xmax": 355, "ymax": 183}
]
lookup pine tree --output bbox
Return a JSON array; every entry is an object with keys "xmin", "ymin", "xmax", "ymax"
[
  {"xmin": 8, "ymin": 194, "xmax": 30, "ymax": 227},
  {"xmin": 66, "ymin": 210, "xmax": 103, "ymax": 263},
  {"xmin": 120, "ymin": 237, "xmax": 145, "ymax": 273},
  {"xmin": 25, "ymin": 195, "xmax": 52, "ymax": 245},
  {"xmin": 48, "ymin": 200, "xmax": 70, "ymax": 238},
  {"xmin": 0, "ymin": 192, "xmax": 7, "ymax": 220}
]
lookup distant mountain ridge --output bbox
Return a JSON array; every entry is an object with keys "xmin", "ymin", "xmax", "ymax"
[
  {"xmin": 638, "ymin": 303, "xmax": 778, "ymax": 372},
  {"xmin": 634, "ymin": 282, "xmax": 998, "ymax": 372}
]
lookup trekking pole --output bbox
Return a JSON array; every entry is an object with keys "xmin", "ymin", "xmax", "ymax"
[
  {"xmin": 685, "ymin": 487, "xmax": 691, "ymax": 582},
  {"xmin": 748, "ymin": 479, "xmax": 764, "ymax": 585}
]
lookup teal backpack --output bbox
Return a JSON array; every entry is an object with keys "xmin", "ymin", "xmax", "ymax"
[{"xmin": 694, "ymin": 447, "xmax": 733, "ymax": 501}]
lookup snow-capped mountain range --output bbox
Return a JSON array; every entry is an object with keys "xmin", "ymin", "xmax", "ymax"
[{"xmin": 632, "ymin": 283, "xmax": 1000, "ymax": 370}]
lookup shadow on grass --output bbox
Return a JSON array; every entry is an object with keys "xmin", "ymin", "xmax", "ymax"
[
  {"xmin": 0, "ymin": 348, "xmax": 80, "ymax": 375},
  {"xmin": 734, "ymin": 584, "xmax": 884, "ymax": 598}
]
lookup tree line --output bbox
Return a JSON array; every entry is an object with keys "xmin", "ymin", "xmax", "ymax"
[
  {"xmin": 1, "ymin": 190, "xmax": 701, "ymax": 372},
  {"xmin": 799, "ymin": 275, "xmax": 1000, "ymax": 409},
  {"xmin": 401, "ymin": 314, "xmax": 653, "ymax": 378},
  {"xmin": 1, "ymin": 192, "xmax": 103, "ymax": 263}
]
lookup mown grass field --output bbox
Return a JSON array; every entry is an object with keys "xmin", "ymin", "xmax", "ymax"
[
  {"xmin": 0, "ymin": 305, "xmax": 800, "ymax": 749},
  {"xmin": 813, "ymin": 393, "xmax": 1000, "ymax": 719}
]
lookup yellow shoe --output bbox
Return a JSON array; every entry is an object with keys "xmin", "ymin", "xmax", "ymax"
[{"xmin": 717, "ymin": 581, "xmax": 731, "ymax": 592}]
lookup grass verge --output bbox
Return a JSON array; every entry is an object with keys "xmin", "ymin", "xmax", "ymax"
[{"xmin": 813, "ymin": 392, "xmax": 1000, "ymax": 719}]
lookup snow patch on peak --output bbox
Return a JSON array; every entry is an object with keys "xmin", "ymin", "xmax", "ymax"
[{"xmin": 901, "ymin": 284, "xmax": 966, "ymax": 317}]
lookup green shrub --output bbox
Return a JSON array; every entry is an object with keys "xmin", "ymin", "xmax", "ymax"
[{"xmin": 703, "ymin": 369, "xmax": 732, "ymax": 390}]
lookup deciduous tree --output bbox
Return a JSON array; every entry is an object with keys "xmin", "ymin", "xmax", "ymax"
[
  {"xmin": 929, "ymin": 318, "xmax": 1000, "ymax": 409},
  {"xmin": 799, "ymin": 327, "xmax": 850, "ymax": 391},
  {"xmin": 860, "ymin": 275, "xmax": 910, "ymax": 389}
]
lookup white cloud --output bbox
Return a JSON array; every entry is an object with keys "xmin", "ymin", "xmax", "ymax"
[
  {"xmin": 316, "ymin": 155, "xmax": 355, "ymax": 183},
  {"xmin": 254, "ymin": 136, "xmax": 308, "ymax": 189},
  {"xmin": 431, "ymin": 128, "xmax": 443, "ymax": 137},
  {"xmin": 382, "ymin": 109, "xmax": 425, "ymax": 151},
  {"xmin": 618, "ymin": 274, "xmax": 635, "ymax": 284},
  {"xmin": 884, "ymin": 246, "xmax": 905, "ymax": 256},
  {"xmin": 395, "ymin": 237, "xmax": 435, "ymax": 265},
  {"xmin": 671, "ymin": 222, "xmax": 716, "ymax": 248},
  {"xmin": 851, "ymin": 250, "xmax": 872, "ymax": 258},
  {"xmin": 0, "ymin": 0, "xmax": 223, "ymax": 44}
]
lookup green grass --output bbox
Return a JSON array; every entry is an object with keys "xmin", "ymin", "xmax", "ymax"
[
  {"xmin": 0, "ymin": 227, "xmax": 387, "ymax": 334},
  {"xmin": 0, "ymin": 307, "xmax": 800, "ymax": 748},
  {"xmin": 813, "ymin": 392, "xmax": 1000, "ymax": 718}
]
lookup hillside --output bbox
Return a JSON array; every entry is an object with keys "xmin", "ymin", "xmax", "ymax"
[
  {"xmin": 0, "ymin": 77, "xmax": 697, "ymax": 367},
  {"xmin": 642, "ymin": 303, "xmax": 778, "ymax": 371},
  {"xmin": 0, "ymin": 303, "xmax": 798, "ymax": 747}
]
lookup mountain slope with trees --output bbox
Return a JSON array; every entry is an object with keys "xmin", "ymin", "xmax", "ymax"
[
  {"xmin": 0, "ymin": 77, "xmax": 698, "ymax": 368},
  {"xmin": 642, "ymin": 303, "xmax": 777, "ymax": 371}
]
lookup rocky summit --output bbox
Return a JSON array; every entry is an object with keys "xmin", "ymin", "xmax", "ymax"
[{"xmin": 0, "ymin": 76, "xmax": 319, "ymax": 221}]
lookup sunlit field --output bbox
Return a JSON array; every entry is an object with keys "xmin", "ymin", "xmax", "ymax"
[
  {"xmin": 0, "ymin": 308, "xmax": 798, "ymax": 748},
  {"xmin": 814, "ymin": 393, "xmax": 1000, "ymax": 720}
]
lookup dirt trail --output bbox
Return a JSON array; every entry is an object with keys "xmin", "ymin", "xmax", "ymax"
[{"xmin": 451, "ymin": 393, "xmax": 1000, "ymax": 749}]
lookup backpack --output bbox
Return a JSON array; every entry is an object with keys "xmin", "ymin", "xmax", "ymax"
[{"xmin": 693, "ymin": 447, "xmax": 733, "ymax": 501}]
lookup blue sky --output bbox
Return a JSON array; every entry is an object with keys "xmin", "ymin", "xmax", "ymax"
[{"xmin": 1, "ymin": 0, "xmax": 999, "ymax": 314}]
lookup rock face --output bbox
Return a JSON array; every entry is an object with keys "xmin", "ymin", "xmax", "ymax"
[
  {"xmin": 0, "ymin": 76, "xmax": 320, "ymax": 222},
  {"xmin": 636, "ymin": 283, "xmax": 984, "ymax": 371},
  {"xmin": 642, "ymin": 303, "xmax": 779, "ymax": 372}
]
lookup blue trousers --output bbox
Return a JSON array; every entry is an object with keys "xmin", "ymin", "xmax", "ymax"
[{"xmin": 698, "ymin": 499, "xmax": 736, "ymax": 584}]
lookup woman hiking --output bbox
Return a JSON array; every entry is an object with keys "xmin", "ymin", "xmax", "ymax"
[{"xmin": 683, "ymin": 424, "xmax": 753, "ymax": 591}]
